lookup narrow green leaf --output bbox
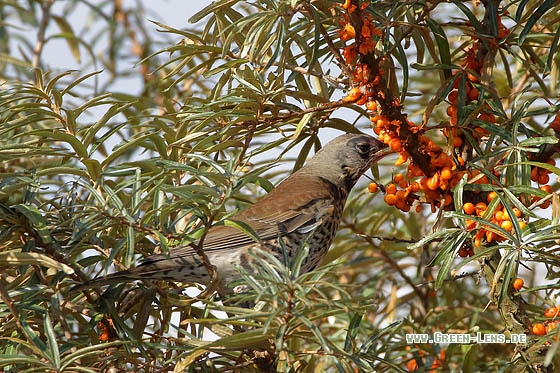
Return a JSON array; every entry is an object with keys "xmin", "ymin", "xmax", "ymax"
[
  {"xmin": 433, "ymin": 232, "xmax": 469, "ymax": 289},
  {"xmin": 0, "ymin": 251, "xmax": 74, "ymax": 275},
  {"xmin": 426, "ymin": 18, "xmax": 451, "ymax": 79},
  {"xmin": 31, "ymin": 130, "xmax": 88, "ymax": 158},
  {"xmin": 43, "ymin": 313, "xmax": 60, "ymax": 369},
  {"xmin": 519, "ymin": 0, "xmax": 556, "ymax": 44},
  {"xmin": 518, "ymin": 136, "xmax": 559, "ymax": 147},
  {"xmin": 52, "ymin": 15, "xmax": 81, "ymax": 62},
  {"xmin": 82, "ymin": 159, "xmax": 102, "ymax": 180}
]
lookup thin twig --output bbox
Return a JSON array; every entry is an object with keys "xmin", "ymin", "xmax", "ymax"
[
  {"xmin": 32, "ymin": 0, "xmax": 54, "ymax": 70},
  {"xmin": 0, "ymin": 277, "xmax": 22, "ymax": 330}
]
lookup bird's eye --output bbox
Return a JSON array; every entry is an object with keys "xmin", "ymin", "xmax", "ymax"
[{"xmin": 356, "ymin": 143, "xmax": 370, "ymax": 154}]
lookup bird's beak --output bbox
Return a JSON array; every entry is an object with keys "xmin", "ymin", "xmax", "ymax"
[{"xmin": 370, "ymin": 138, "xmax": 393, "ymax": 163}]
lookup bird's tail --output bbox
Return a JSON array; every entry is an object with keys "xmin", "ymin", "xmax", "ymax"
[{"xmin": 70, "ymin": 269, "xmax": 141, "ymax": 293}]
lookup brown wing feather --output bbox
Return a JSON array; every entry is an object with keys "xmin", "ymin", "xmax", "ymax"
[{"xmin": 141, "ymin": 175, "xmax": 337, "ymax": 262}]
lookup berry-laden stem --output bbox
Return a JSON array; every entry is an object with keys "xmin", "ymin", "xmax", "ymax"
[
  {"xmin": 340, "ymin": 0, "xmax": 553, "ymax": 366},
  {"xmin": 344, "ymin": 0, "xmax": 433, "ymax": 177},
  {"xmin": 472, "ymin": 1, "xmax": 545, "ymax": 367}
]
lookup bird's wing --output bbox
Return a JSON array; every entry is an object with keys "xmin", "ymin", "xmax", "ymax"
[{"xmin": 140, "ymin": 175, "xmax": 338, "ymax": 263}]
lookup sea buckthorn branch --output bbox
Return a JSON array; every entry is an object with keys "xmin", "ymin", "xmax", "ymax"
[
  {"xmin": 340, "ymin": 1, "xmax": 433, "ymax": 176},
  {"xmin": 335, "ymin": 0, "xmax": 560, "ymax": 362},
  {"xmin": 455, "ymin": 2, "xmax": 560, "ymax": 362},
  {"xmin": 458, "ymin": 0, "xmax": 530, "ymax": 336},
  {"xmin": 335, "ymin": 0, "xmax": 490, "ymax": 214}
]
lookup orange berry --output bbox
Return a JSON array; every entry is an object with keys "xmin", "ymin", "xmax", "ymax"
[
  {"xmin": 502, "ymin": 210, "xmax": 511, "ymax": 221},
  {"xmin": 368, "ymin": 182, "xmax": 379, "ymax": 193},
  {"xmin": 409, "ymin": 181, "xmax": 419, "ymax": 193},
  {"xmin": 427, "ymin": 174, "xmax": 440, "ymax": 190},
  {"xmin": 389, "ymin": 138, "xmax": 403, "ymax": 152},
  {"xmin": 442, "ymin": 195, "xmax": 453, "ymax": 206},
  {"xmin": 463, "ymin": 202, "xmax": 475, "ymax": 215},
  {"xmin": 407, "ymin": 358, "xmax": 418, "ymax": 372},
  {"xmin": 475, "ymin": 202, "xmax": 487, "ymax": 216},
  {"xmin": 487, "ymin": 191, "xmax": 498, "ymax": 203},
  {"xmin": 512, "ymin": 207, "xmax": 522, "ymax": 218},
  {"xmin": 452, "ymin": 135, "xmax": 463, "ymax": 148},
  {"xmin": 441, "ymin": 166, "xmax": 453, "ymax": 180},
  {"xmin": 400, "ymin": 202, "xmax": 411, "ymax": 212},
  {"xmin": 99, "ymin": 330, "xmax": 109, "ymax": 342},
  {"xmin": 450, "ymin": 113, "xmax": 458, "ymax": 125},
  {"xmin": 343, "ymin": 45, "xmax": 357, "ymax": 63},
  {"xmin": 538, "ymin": 167, "xmax": 549, "ymax": 176},
  {"xmin": 394, "ymin": 173, "xmax": 404, "ymax": 183},
  {"xmin": 544, "ymin": 307, "xmax": 559, "ymax": 318},
  {"xmin": 513, "ymin": 278, "xmax": 524, "ymax": 290},
  {"xmin": 386, "ymin": 183, "xmax": 397, "ymax": 195},
  {"xmin": 431, "ymin": 357, "xmax": 441, "ymax": 370},
  {"xmin": 384, "ymin": 194, "xmax": 397, "ymax": 206},
  {"xmin": 343, "ymin": 87, "xmax": 361, "ymax": 103},
  {"xmin": 494, "ymin": 210, "xmax": 503, "ymax": 222},
  {"xmin": 518, "ymin": 221, "xmax": 527, "ymax": 229},
  {"xmin": 540, "ymin": 185, "xmax": 553, "ymax": 194},
  {"xmin": 500, "ymin": 220, "xmax": 513, "ymax": 232},
  {"xmin": 533, "ymin": 323, "xmax": 547, "ymax": 336},
  {"xmin": 396, "ymin": 190, "xmax": 407, "ymax": 201},
  {"xmin": 407, "ymin": 164, "xmax": 423, "ymax": 177},
  {"xmin": 398, "ymin": 179, "xmax": 409, "ymax": 189},
  {"xmin": 380, "ymin": 132, "xmax": 391, "ymax": 144},
  {"xmin": 366, "ymin": 100, "xmax": 377, "ymax": 111},
  {"xmin": 377, "ymin": 116, "xmax": 390, "ymax": 128}
]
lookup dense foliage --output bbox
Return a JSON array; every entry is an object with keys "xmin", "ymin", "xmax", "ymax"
[{"xmin": 1, "ymin": 0, "xmax": 559, "ymax": 371}]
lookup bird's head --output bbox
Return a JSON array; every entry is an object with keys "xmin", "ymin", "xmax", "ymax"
[{"xmin": 300, "ymin": 133, "xmax": 391, "ymax": 190}]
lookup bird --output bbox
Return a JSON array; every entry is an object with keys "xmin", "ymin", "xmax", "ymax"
[{"xmin": 76, "ymin": 133, "xmax": 390, "ymax": 293}]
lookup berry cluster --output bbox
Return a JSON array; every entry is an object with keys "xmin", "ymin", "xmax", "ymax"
[
  {"xmin": 512, "ymin": 279, "xmax": 559, "ymax": 339},
  {"xmin": 461, "ymin": 191, "xmax": 525, "ymax": 248},
  {"xmin": 381, "ymin": 173, "xmax": 419, "ymax": 212},
  {"xmin": 531, "ymin": 306, "xmax": 558, "ymax": 338},
  {"xmin": 337, "ymin": 2, "xmax": 558, "ymax": 255},
  {"xmin": 337, "ymin": 0, "xmax": 382, "ymax": 59}
]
